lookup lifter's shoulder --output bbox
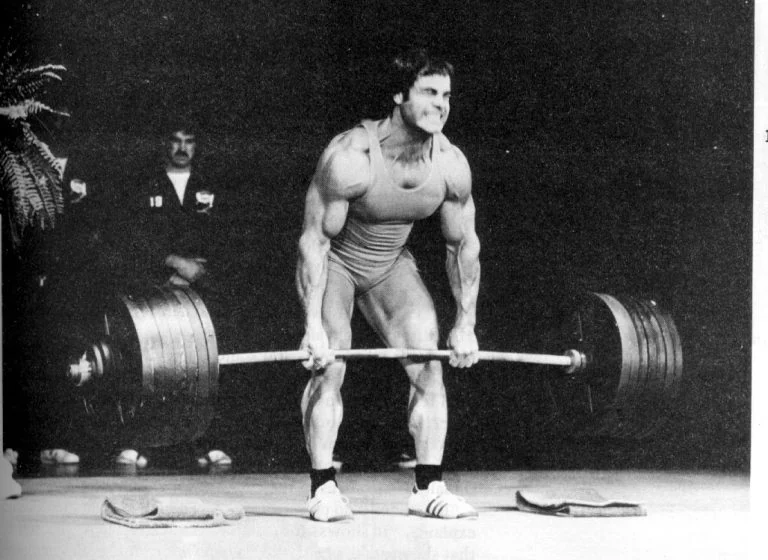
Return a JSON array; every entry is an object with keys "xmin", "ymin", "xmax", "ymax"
[
  {"xmin": 315, "ymin": 126, "xmax": 371, "ymax": 199},
  {"xmin": 436, "ymin": 134, "xmax": 471, "ymax": 200}
]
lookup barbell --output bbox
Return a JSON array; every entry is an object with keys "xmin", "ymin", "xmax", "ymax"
[{"xmin": 66, "ymin": 286, "xmax": 683, "ymax": 447}]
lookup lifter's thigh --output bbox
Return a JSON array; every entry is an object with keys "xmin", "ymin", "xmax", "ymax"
[
  {"xmin": 357, "ymin": 261, "xmax": 439, "ymax": 350},
  {"xmin": 321, "ymin": 267, "xmax": 356, "ymax": 351}
]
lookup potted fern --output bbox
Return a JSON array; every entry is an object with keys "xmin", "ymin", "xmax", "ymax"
[{"xmin": 0, "ymin": 57, "xmax": 67, "ymax": 249}]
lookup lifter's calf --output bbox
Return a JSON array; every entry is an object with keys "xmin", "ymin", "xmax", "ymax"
[
  {"xmin": 302, "ymin": 363, "xmax": 346, "ymax": 470},
  {"xmin": 406, "ymin": 360, "xmax": 448, "ymax": 468}
]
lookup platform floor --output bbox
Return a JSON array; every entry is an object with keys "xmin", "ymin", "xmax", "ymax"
[{"xmin": 0, "ymin": 469, "xmax": 754, "ymax": 560}]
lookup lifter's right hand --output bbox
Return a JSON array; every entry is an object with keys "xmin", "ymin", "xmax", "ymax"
[{"xmin": 300, "ymin": 326, "xmax": 335, "ymax": 371}]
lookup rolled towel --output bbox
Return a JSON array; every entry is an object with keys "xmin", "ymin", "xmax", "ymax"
[
  {"xmin": 102, "ymin": 493, "xmax": 245, "ymax": 528},
  {"xmin": 515, "ymin": 487, "xmax": 646, "ymax": 517}
]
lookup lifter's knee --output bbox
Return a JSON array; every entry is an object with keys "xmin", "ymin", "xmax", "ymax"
[
  {"xmin": 405, "ymin": 359, "xmax": 445, "ymax": 395},
  {"xmin": 302, "ymin": 362, "xmax": 346, "ymax": 421},
  {"xmin": 309, "ymin": 360, "xmax": 346, "ymax": 390},
  {"xmin": 391, "ymin": 313, "xmax": 439, "ymax": 350}
]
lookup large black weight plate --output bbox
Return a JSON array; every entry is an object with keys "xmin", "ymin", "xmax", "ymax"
[{"xmin": 546, "ymin": 292, "xmax": 683, "ymax": 440}]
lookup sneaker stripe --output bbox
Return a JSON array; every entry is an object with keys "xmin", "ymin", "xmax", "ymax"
[
  {"xmin": 426, "ymin": 498, "xmax": 439, "ymax": 516},
  {"xmin": 435, "ymin": 500, "xmax": 450, "ymax": 517}
]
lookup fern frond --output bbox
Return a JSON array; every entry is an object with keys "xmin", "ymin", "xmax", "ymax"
[
  {"xmin": 3, "ymin": 149, "xmax": 36, "ymax": 237},
  {"xmin": 25, "ymin": 100, "xmax": 56, "ymax": 117},
  {"xmin": 22, "ymin": 126, "xmax": 63, "ymax": 220},
  {"xmin": 20, "ymin": 64, "xmax": 67, "ymax": 76},
  {"xmin": 23, "ymin": 148, "xmax": 59, "ymax": 226},
  {"xmin": 0, "ymin": 65, "xmax": 66, "ymax": 107}
]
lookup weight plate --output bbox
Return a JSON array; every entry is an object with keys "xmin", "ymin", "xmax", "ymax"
[
  {"xmin": 182, "ymin": 287, "xmax": 220, "ymax": 399},
  {"xmin": 551, "ymin": 292, "xmax": 682, "ymax": 440},
  {"xmin": 617, "ymin": 296, "xmax": 650, "ymax": 415},
  {"xmin": 121, "ymin": 294, "xmax": 159, "ymax": 394},
  {"xmin": 171, "ymin": 288, "xmax": 214, "ymax": 399},
  {"xmin": 618, "ymin": 297, "xmax": 663, "ymax": 439},
  {"xmin": 157, "ymin": 288, "xmax": 191, "ymax": 393},
  {"xmin": 635, "ymin": 299, "xmax": 671, "ymax": 401},
  {"xmin": 159, "ymin": 286, "xmax": 201, "ymax": 400},
  {"xmin": 144, "ymin": 289, "xmax": 179, "ymax": 395},
  {"xmin": 656, "ymin": 306, "xmax": 684, "ymax": 399}
]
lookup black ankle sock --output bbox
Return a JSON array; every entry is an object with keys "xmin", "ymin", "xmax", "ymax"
[
  {"xmin": 310, "ymin": 467, "xmax": 337, "ymax": 497},
  {"xmin": 414, "ymin": 464, "xmax": 443, "ymax": 490}
]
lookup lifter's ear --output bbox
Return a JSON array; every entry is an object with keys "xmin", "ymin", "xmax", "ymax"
[{"xmin": 393, "ymin": 92, "xmax": 403, "ymax": 105}]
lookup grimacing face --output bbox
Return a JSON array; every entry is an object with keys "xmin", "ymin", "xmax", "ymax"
[
  {"xmin": 395, "ymin": 73, "xmax": 451, "ymax": 135},
  {"xmin": 168, "ymin": 131, "xmax": 196, "ymax": 169}
]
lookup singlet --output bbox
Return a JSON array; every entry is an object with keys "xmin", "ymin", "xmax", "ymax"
[{"xmin": 328, "ymin": 119, "xmax": 447, "ymax": 284}]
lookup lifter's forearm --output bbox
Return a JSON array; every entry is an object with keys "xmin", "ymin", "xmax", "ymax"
[
  {"xmin": 296, "ymin": 233, "xmax": 331, "ymax": 330},
  {"xmin": 446, "ymin": 234, "xmax": 481, "ymax": 329}
]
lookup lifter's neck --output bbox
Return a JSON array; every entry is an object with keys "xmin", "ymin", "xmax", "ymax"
[{"xmin": 378, "ymin": 111, "xmax": 433, "ymax": 164}]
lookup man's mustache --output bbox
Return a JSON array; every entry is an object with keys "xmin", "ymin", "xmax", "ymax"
[{"xmin": 173, "ymin": 150, "xmax": 190, "ymax": 157}]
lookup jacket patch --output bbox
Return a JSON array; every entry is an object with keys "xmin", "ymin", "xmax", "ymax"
[{"xmin": 195, "ymin": 190, "xmax": 214, "ymax": 212}]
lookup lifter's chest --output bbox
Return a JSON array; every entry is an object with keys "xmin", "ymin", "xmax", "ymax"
[
  {"xmin": 352, "ymin": 160, "xmax": 445, "ymax": 222},
  {"xmin": 385, "ymin": 155, "xmax": 432, "ymax": 190}
]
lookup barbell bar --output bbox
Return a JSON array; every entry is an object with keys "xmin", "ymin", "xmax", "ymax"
[
  {"xmin": 217, "ymin": 348, "xmax": 581, "ymax": 368},
  {"xmin": 67, "ymin": 286, "xmax": 683, "ymax": 446}
]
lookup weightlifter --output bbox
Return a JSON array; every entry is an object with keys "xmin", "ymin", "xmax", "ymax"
[{"xmin": 296, "ymin": 49, "xmax": 481, "ymax": 521}]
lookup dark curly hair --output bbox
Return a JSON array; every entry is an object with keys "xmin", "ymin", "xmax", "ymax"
[{"xmin": 389, "ymin": 48, "xmax": 454, "ymax": 101}]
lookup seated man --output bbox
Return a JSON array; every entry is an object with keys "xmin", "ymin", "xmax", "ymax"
[
  {"xmin": 112, "ymin": 120, "xmax": 233, "ymax": 469},
  {"xmin": 296, "ymin": 49, "xmax": 481, "ymax": 521}
]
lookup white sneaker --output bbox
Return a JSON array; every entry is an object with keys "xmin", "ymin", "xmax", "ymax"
[
  {"xmin": 407, "ymin": 481, "xmax": 478, "ymax": 519},
  {"xmin": 307, "ymin": 481, "xmax": 353, "ymax": 522},
  {"xmin": 115, "ymin": 449, "xmax": 148, "ymax": 468},
  {"xmin": 196, "ymin": 449, "xmax": 233, "ymax": 468},
  {"xmin": 3, "ymin": 448, "xmax": 19, "ymax": 467},
  {"xmin": 40, "ymin": 448, "xmax": 80, "ymax": 465}
]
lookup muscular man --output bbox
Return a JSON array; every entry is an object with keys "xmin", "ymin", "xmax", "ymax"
[{"xmin": 296, "ymin": 50, "xmax": 481, "ymax": 522}]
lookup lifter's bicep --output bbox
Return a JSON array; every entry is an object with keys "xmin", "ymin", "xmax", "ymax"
[
  {"xmin": 440, "ymin": 146, "xmax": 476, "ymax": 246},
  {"xmin": 300, "ymin": 182, "xmax": 347, "ymax": 254},
  {"xmin": 301, "ymin": 141, "xmax": 369, "ymax": 244},
  {"xmin": 441, "ymin": 194, "xmax": 479, "ymax": 249}
]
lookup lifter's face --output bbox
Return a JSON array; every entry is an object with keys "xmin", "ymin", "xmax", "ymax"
[
  {"xmin": 394, "ymin": 73, "xmax": 451, "ymax": 135},
  {"xmin": 167, "ymin": 131, "xmax": 196, "ymax": 169}
]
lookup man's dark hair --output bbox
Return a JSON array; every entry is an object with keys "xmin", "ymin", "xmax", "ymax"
[
  {"xmin": 389, "ymin": 49, "xmax": 454, "ymax": 100},
  {"xmin": 159, "ymin": 109, "xmax": 199, "ymax": 141},
  {"xmin": 166, "ymin": 124, "xmax": 196, "ymax": 140}
]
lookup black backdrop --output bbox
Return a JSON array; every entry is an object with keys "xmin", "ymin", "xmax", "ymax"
[{"xmin": 3, "ymin": 0, "xmax": 752, "ymax": 471}]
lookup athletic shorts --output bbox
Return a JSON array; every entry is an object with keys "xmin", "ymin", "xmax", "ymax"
[{"xmin": 327, "ymin": 248, "xmax": 420, "ymax": 296}]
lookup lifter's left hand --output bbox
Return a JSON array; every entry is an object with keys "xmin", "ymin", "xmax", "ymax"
[{"xmin": 446, "ymin": 325, "xmax": 479, "ymax": 368}]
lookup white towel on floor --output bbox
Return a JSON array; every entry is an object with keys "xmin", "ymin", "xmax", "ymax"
[
  {"xmin": 101, "ymin": 493, "xmax": 244, "ymax": 528},
  {"xmin": 515, "ymin": 487, "xmax": 646, "ymax": 517}
]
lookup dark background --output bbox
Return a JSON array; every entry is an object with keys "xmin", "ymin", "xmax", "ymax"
[{"xmin": 3, "ymin": 0, "xmax": 752, "ymax": 472}]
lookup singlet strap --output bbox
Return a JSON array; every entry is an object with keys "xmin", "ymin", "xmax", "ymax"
[
  {"xmin": 361, "ymin": 119, "xmax": 387, "ymax": 179},
  {"xmin": 360, "ymin": 119, "xmax": 440, "ymax": 190}
]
